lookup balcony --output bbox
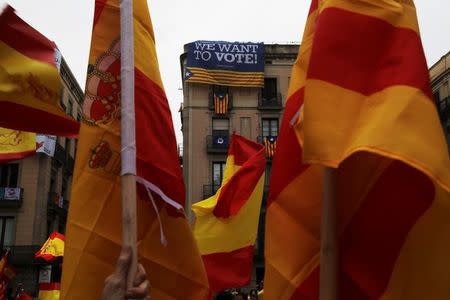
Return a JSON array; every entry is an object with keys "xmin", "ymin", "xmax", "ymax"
[
  {"xmin": 258, "ymin": 92, "xmax": 282, "ymax": 110},
  {"xmin": 47, "ymin": 192, "xmax": 69, "ymax": 218},
  {"xmin": 206, "ymin": 135, "xmax": 230, "ymax": 154},
  {"xmin": 203, "ymin": 184, "xmax": 221, "ymax": 199},
  {"xmin": 0, "ymin": 187, "xmax": 23, "ymax": 208},
  {"xmin": 208, "ymin": 92, "xmax": 233, "ymax": 115}
]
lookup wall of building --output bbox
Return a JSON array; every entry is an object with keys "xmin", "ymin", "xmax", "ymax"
[{"xmin": 429, "ymin": 51, "xmax": 450, "ymax": 148}]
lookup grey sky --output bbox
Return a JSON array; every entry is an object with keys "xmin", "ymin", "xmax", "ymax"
[{"xmin": 1, "ymin": 1, "xmax": 449, "ymax": 143}]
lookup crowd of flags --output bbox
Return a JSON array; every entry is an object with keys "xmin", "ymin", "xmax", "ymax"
[{"xmin": 0, "ymin": 0, "xmax": 449, "ymax": 299}]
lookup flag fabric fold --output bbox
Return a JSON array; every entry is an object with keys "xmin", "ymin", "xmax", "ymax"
[
  {"xmin": 38, "ymin": 283, "xmax": 60, "ymax": 300},
  {"xmin": 0, "ymin": 6, "xmax": 79, "ymax": 137},
  {"xmin": 35, "ymin": 232, "xmax": 65, "ymax": 262},
  {"xmin": 61, "ymin": 0, "xmax": 209, "ymax": 299},
  {"xmin": 265, "ymin": 0, "xmax": 450, "ymax": 299},
  {"xmin": 0, "ymin": 128, "xmax": 35, "ymax": 163},
  {"xmin": 263, "ymin": 1, "xmax": 321, "ymax": 298},
  {"xmin": 193, "ymin": 134, "xmax": 266, "ymax": 292}
]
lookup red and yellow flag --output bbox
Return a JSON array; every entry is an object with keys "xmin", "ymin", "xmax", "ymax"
[
  {"xmin": 264, "ymin": 1, "xmax": 321, "ymax": 299},
  {"xmin": 193, "ymin": 134, "xmax": 265, "ymax": 292},
  {"xmin": 38, "ymin": 283, "xmax": 60, "ymax": 300},
  {"xmin": 35, "ymin": 232, "xmax": 65, "ymax": 262},
  {"xmin": 0, "ymin": 6, "xmax": 79, "ymax": 137},
  {"xmin": 0, "ymin": 128, "xmax": 35, "ymax": 163},
  {"xmin": 266, "ymin": 0, "xmax": 450, "ymax": 299},
  {"xmin": 61, "ymin": 1, "xmax": 209, "ymax": 299}
]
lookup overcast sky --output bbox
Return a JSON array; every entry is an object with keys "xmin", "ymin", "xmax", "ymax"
[{"xmin": 1, "ymin": 0, "xmax": 449, "ymax": 143}]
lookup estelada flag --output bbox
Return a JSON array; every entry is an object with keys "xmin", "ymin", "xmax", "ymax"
[
  {"xmin": 0, "ymin": 128, "xmax": 35, "ymax": 163},
  {"xmin": 192, "ymin": 134, "xmax": 266, "ymax": 292},
  {"xmin": 61, "ymin": 0, "xmax": 209, "ymax": 299},
  {"xmin": 0, "ymin": 6, "xmax": 79, "ymax": 137},
  {"xmin": 35, "ymin": 232, "xmax": 64, "ymax": 262},
  {"xmin": 38, "ymin": 283, "xmax": 60, "ymax": 300},
  {"xmin": 267, "ymin": 0, "xmax": 450, "ymax": 299}
]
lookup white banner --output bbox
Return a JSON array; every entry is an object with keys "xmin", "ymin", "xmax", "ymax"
[
  {"xmin": 36, "ymin": 135, "xmax": 56, "ymax": 157},
  {"xmin": 38, "ymin": 265, "xmax": 52, "ymax": 283},
  {"xmin": 4, "ymin": 188, "xmax": 21, "ymax": 200}
]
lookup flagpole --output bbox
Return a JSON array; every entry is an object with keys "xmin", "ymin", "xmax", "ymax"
[
  {"xmin": 120, "ymin": 0, "xmax": 138, "ymax": 288},
  {"xmin": 320, "ymin": 167, "xmax": 338, "ymax": 300}
]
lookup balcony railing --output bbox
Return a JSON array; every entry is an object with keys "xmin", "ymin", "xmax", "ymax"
[
  {"xmin": 258, "ymin": 92, "xmax": 282, "ymax": 110},
  {"xmin": 203, "ymin": 184, "xmax": 221, "ymax": 199},
  {"xmin": 206, "ymin": 135, "xmax": 230, "ymax": 153},
  {"xmin": 208, "ymin": 92, "xmax": 233, "ymax": 114},
  {"xmin": 0, "ymin": 187, "xmax": 23, "ymax": 208}
]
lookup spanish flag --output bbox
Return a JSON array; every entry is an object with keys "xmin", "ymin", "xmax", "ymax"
[
  {"xmin": 0, "ymin": 127, "xmax": 35, "ymax": 163},
  {"xmin": 35, "ymin": 232, "xmax": 64, "ymax": 262},
  {"xmin": 193, "ymin": 134, "xmax": 266, "ymax": 292},
  {"xmin": 266, "ymin": 0, "xmax": 450, "ymax": 299},
  {"xmin": 38, "ymin": 283, "xmax": 60, "ymax": 300},
  {"xmin": 61, "ymin": 1, "xmax": 209, "ymax": 299},
  {"xmin": 0, "ymin": 6, "xmax": 79, "ymax": 137}
]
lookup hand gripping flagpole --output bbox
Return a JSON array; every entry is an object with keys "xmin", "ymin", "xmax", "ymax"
[
  {"xmin": 320, "ymin": 167, "xmax": 338, "ymax": 300},
  {"xmin": 120, "ymin": 0, "xmax": 138, "ymax": 288}
]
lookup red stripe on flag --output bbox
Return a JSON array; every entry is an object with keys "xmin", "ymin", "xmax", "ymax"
[
  {"xmin": 202, "ymin": 245, "xmax": 254, "ymax": 292},
  {"xmin": 308, "ymin": 8, "xmax": 432, "ymax": 98},
  {"xmin": 308, "ymin": 0, "xmax": 319, "ymax": 16},
  {"xmin": 39, "ymin": 282, "xmax": 61, "ymax": 291},
  {"xmin": 0, "ymin": 6, "xmax": 56, "ymax": 66},
  {"xmin": 0, "ymin": 102, "xmax": 79, "ymax": 137},
  {"xmin": 0, "ymin": 150, "xmax": 35, "ymax": 163},
  {"xmin": 228, "ymin": 134, "xmax": 264, "ymax": 166},
  {"xmin": 93, "ymin": 0, "xmax": 108, "ymax": 27},
  {"xmin": 293, "ymin": 161, "xmax": 434, "ymax": 299},
  {"xmin": 267, "ymin": 88, "xmax": 310, "ymax": 207},
  {"xmin": 213, "ymin": 146, "xmax": 265, "ymax": 218},
  {"xmin": 135, "ymin": 69, "xmax": 185, "ymax": 208}
]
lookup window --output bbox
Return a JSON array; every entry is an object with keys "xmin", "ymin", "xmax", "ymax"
[
  {"xmin": 61, "ymin": 175, "xmax": 68, "ymax": 200},
  {"xmin": 212, "ymin": 118, "xmax": 229, "ymax": 136},
  {"xmin": 65, "ymin": 137, "xmax": 71, "ymax": 152},
  {"xmin": 262, "ymin": 119, "xmax": 279, "ymax": 138},
  {"xmin": 212, "ymin": 162, "xmax": 226, "ymax": 193},
  {"xmin": 67, "ymin": 99, "xmax": 73, "ymax": 115},
  {"xmin": 434, "ymin": 91, "xmax": 440, "ymax": 104},
  {"xmin": 262, "ymin": 78, "xmax": 277, "ymax": 100},
  {"xmin": 0, "ymin": 164, "xmax": 19, "ymax": 187},
  {"xmin": 0, "ymin": 216, "xmax": 14, "ymax": 248},
  {"xmin": 240, "ymin": 117, "xmax": 251, "ymax": 138},
  {"xmin": 60, "ymin": 97, "xmax": 66, "ymax": 112},
  {"xmin": 50, "ymin": 161, "xmax": 58, "ymax": 193}
]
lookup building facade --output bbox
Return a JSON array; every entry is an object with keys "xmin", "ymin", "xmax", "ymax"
[
  {"xmin": 0, "ymin": 58, "xmax": 83, "ymax": 295},
  {"xmin": 430, "ymin": 50, "xmax": 450, "ymax": 148},
  {"xmin": 180, "ymin": 43, "xmax": 298, "ymax": 286}
]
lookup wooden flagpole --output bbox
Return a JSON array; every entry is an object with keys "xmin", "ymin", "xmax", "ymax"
[
  {"xmin": 120, "ymin": 0, "xmax": 138, "ymax": 288},
  {"xmin": 320, "ymin": 167, "xmax": 338, "ymax": 300}
]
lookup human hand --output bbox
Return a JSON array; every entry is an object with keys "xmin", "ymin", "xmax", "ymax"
[{"xmin": 101, "ymin": 247, "xmax": 150, "ymax": 300}]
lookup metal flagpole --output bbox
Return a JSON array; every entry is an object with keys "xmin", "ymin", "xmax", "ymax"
[
  {"xmin": 120, "ymin": 0, "xmax": 138, "ymax": 288},
  {"xmin": 320, "ymin": 167, "xmax": 338, "ymax": 300}
]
